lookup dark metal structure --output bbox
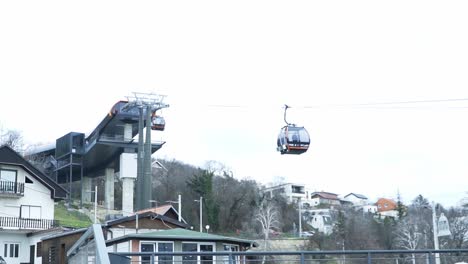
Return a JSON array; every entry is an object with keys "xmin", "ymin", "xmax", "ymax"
[{"xmin": 32, "ymin": 100, "xmax": 167, "ymax": 206}]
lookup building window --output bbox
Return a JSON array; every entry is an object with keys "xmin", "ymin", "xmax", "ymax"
[
  {"xmin": 223, "ymin": 244, "xmax": 239, "ymax": 264},
  {"xmin": 4, "ymin": 243, "xmax": 19, "ymax": 258},
  {"xmin": 0, "ymin": 169, "xmax": 17, "ymax": 192},
  {"xmin": 48, "ymin": 246, "xmax": 56, "ymax": 263},
  {"xmin": 25, "ymin": 176, "xmax": 33, "ymax": 184},
  {"xmin": 140, "ymin": 241, "xmax": 173, "ymax": 264},
  {"xmin": 182, "ymin": 242, "xmax": 215, "ymax": 264},
  {"xmin": 36, "ymin": 242, "xmax": 42, "ymax": 257},
  {"xmin": 20, "ymin": 205, "xmax": 42, "ymax": 219},
  {"xmin": 182, "ymin": 243, "xmax": 197, "ymax": 264}
]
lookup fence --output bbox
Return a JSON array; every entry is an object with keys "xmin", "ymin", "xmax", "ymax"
[
  {"xmin": 0, "ymin": 216, "xmax": 58, "ymax": 229},
  {"xmin": 111, "ymin": 250, "xmax": 468, "ymax": 264}
]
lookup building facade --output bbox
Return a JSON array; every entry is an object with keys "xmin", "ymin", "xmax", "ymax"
[{"xmin": 0, "ymin": 145, "xmax": 67, "ymax": 264}]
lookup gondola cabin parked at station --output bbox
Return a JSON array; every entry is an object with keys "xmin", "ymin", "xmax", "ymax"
[
  {"xmin": 277, "ymin": 105, "xmax": 310, "ymax": 155},
  {"xmin": 151, "ymin": 114, "xmax": 166, "ymax": 131}
]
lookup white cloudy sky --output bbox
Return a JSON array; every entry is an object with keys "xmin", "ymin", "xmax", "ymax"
[{"xmin": 1, "ymin": 0, "xmax": 467, "ymax": 207}]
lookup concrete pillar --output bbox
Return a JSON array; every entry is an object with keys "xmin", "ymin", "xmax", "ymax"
[
  {"xmin": 105, "ymin": 168, "xmax": 115, "ymax": 210},
  {"xmin": 122, "ymin": 178, "xmax": 134, "ymax": 216},
  {"xmin": 120, "ymin": 152, "xmax": 137, "ymax": 215},
  {"xmin": 121, "ymin": 123, "xmax": 137, "ymax": 215},
  {"xmin": 81, "ymin": 177, "xmax": 92, "ymax": 204},
  {"xmin": 124, "ymin": 123, "xmax": 133, "ymax": 142}
]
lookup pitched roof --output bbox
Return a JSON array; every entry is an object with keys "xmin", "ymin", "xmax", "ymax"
[
  {"xmin": 344, "ymin": 193, "xmax": 368, "ymax": 199},
  {"xmin": 106, "ymin": 228, "xmax": 258, "ymax": 248},
  {"xmin": 135, "ymin": 204, "xmax": 174, "ymax": 215},
  {"xmin": 0, "ymin": 145, "xmax": 67, "ymax": 199},
  {"xmin": 310, "ymin": 192, "xmax": 339, "ymax": 200},
  {"xmin": 105, "ymin": 211, "xmax": 189, "ymax": 229}
]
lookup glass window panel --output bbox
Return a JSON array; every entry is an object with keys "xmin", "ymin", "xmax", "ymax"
[
  {"xmin": 30, "ymin": 206, "xmax": 41, "ymax": 219},
  {"xmin": 0, "ymin": 170, "xmax": 16, "ymax": 182},
  {"xmin": 200, "ymin": 245, "xmax": 213, "ymax": 264},
  {"xmin": 4, "ymin": 244, "xmax": 7, "ymax": 257},
  {"xmin": 182, "ymin": 243, "xmax": 197, "ymax": 264},
  {"xmin": 14, "ymin": 244, "xmax": 19, "ymax": 258},
  {"xmin": 141, "ymin": 243, "xmax": 154, "ymax": 264},
  {"xmin": 158, "ymin": 243, "xmax": 173, "ymax": 264}
]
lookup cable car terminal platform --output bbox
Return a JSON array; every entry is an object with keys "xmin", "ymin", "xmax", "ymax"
[{"xmin": 29, "ymin": 97, "xmax": 168, "ymax": 215}]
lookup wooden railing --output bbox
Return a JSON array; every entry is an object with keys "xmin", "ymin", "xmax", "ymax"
[
  {"xmin": 0, "ymin": 216, "xmax": 59, "ymax": 229},
  {"xmin": 0, "ymin": 181, "xmax": 24, "ymax": 196}
]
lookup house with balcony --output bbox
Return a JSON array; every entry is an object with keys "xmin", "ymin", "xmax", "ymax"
[
  {"xmin": 0, "ymin": 145, "xmax": 67, "ymax": 264},
  {"xmin": 309, "ymin": 192, "xmax": 341, "ymax": 207},
  {"xmin": 263, "ymin": 183, "xmax": 307, "ymax": 203}
]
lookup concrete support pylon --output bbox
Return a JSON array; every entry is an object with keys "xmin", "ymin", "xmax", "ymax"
[
  {"xmin": 122, "ymin": 178, "xmax": 134, "ymax": 216},
  {"xmin": 105, "ymin": 168, "xmax": 115, "ymax": 210},
  {"xmin": 81, "ymin": 177, "xmax": 92, "ymax": 204},
  {"xmin": 121, "ymin": 123, "xmax": 137, "ymax": 215}
]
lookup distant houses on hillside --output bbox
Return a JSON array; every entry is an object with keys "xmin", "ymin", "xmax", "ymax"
[{"xmin": 262, "ymin": 182, "xmax": 398, "ymax": 234}]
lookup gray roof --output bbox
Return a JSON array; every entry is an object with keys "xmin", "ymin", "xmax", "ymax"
[{"xmin": 344, "ymin": 193, "xmax": 368, "ymax": 199}]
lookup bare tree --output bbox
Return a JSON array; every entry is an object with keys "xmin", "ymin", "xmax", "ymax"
[
  {"xmin": 395, "ymin": 218, "xmax": 423, "ymax": 264},
  {"xmin": 256, "ymin": 201, "xmax": 279, "ymax": 264},
  {"xmin": 0, "ymin": 127, "xmax": 24, "ymax": 152}
]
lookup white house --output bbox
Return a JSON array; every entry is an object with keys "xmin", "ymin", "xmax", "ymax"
[
  {"xmin": 302, "ymin": 210, "xmax": 334, "ymax": 235},
  {"xmin": 343, "ymin": 193, "xmax": 368, "ymax": 206},
  {"xmin": 0, "ymin": 145, "xmax": 67, "ymax": 264},
  {"xmin": 362, "ymin": 205, "xmax": 378, "ymax": 214},
  {"xmin": 263, "ymin": 183, "xmax": 308, "ymax": 203}
]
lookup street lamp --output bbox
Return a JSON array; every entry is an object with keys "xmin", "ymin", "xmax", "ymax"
[
  {"xmin": 205, "ymin": 225, "xmax": 210, "ymax": 233},
  {"xmin": 194, "ymin": 197, "xmax": 203, "ymax": 232},
  {"xmin": 431, "ymin": 202, "xmax": 441, "ymax": 264},
  {"xmin": 425, "ymin": 201, "xmax": 450, "ymax": 264}
]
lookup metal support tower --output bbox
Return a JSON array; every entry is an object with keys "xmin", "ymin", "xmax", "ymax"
[{"xmin": 123, "ymin": 92, "xmax": 169, "ymax": 211}]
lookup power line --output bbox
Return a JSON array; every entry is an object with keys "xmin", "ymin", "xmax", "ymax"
[
  {"xmin": 175, "ymin": 98, "xmax": 468, "ymax": 110},
  {"xmin": 301, "ymin": 98, "xmax": 468, "ymax": 109}
]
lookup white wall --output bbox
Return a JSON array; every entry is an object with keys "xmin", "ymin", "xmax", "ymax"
[
  {"xmin": 0, "ymin": 232, "xmax": 30, "ymax": 264},
  {"xmin": 345, "ymin": 195, "xmax": 368, "ymax": 206},
  {"xmin": 0, "ymin": 165, "xmax": 54, "ymax": 220},
  {"xmin": 362, "ymin": 205, "xmax": 378, "ymax": 214}
]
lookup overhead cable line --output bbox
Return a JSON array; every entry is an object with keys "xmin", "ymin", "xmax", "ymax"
[{"xmin": 181, "ymin": 98, "xmax": 468, "ymax": 110}]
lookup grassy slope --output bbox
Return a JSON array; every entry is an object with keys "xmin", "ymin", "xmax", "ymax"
[{"xmin": 54, "ymin": 202, "xmax": 93, "ymax": 228}]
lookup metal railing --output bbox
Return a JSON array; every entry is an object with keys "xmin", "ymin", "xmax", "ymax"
[
  {"xmin": 0, "ymin": 181, "xmax": 24, "ymax": 195},
  {"xmin": 113, "ymin": 249, "xmax": 468, "ymax": 264},
  {"xmin": 0, "ymin": 216, "xmax": 59, "ymax": 229},
  {"xmin": 68, "ymin": 224, "xmax": 111, "ymax": 264}
]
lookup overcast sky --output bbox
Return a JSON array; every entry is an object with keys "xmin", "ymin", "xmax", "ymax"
[{"xmin": 1, "ymin": 0, "xmax": 467, "ymax": 207}]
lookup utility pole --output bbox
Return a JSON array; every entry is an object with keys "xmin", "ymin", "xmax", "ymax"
[
  {"xmin": 199, "ymin": 196, "xmax": 203, "ymax": 232},
  {"xmin": 298, "ymin": 198, "xmax": 302, "ymax": 237},
  {"xmin": 195, "ymin": 197, "xmax": 203, "ymax": 232},
  {"xmin": 178, "ymin": 194, "xmax": 182, "ymax": 222},
  {"xmin": 94, "ymin": 185, "xmax": 97, "ymax": 224},
  {"xmin": 432, "ymin": 202, "xmax": 441, "ymax": 264}
]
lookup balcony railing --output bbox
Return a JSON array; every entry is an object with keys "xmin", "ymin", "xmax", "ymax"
[
  {"xmin": 0, "ymin": 181, "xmax": 24, "ymax": 196},
  {"xmin": 0, "ymin": 216, "xmax": 59, "ymax": 230}
]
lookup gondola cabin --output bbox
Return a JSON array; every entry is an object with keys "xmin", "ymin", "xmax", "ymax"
[
  {"xmin": 151, "ymin": 115, "xmax": 166, "ymax": 131},
  {"xmin": 277, "ymin": 125, "xmax": 310, "ymax": 155}
]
